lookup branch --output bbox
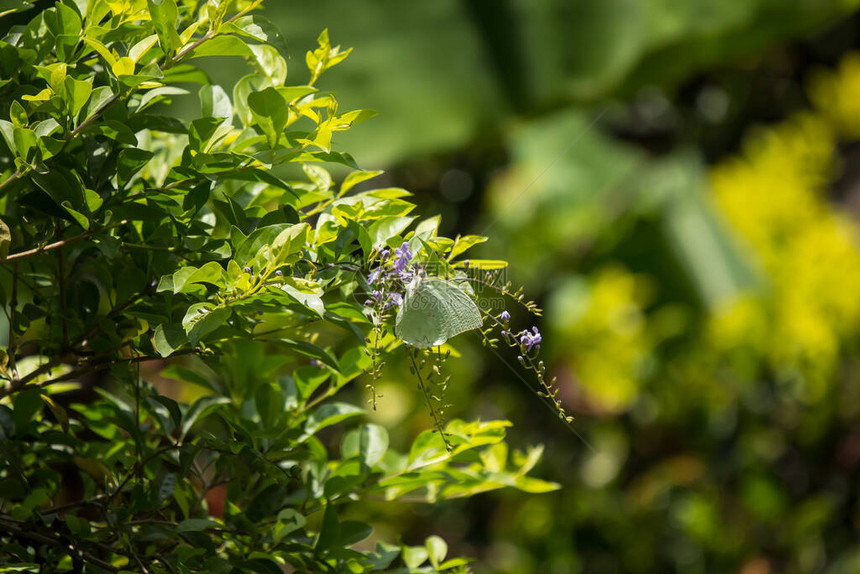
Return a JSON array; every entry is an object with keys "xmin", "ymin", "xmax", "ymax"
[
  {"xmin": 0, "ymin": 350, "xmax": 191, "ymax": 401},
  {"xmin": 5, "ymin": 220, "xmax": 128, "ymax": 262},
  {"xmin": 8, "ymin": 261, "xmax": 19, "ymax": 382},
  {"xmin": 56, "ymin": 221, "xmax": 69, "ymax": 349},
  {"xmin": 0, "ymin": 169, "xmax": 22, "ymax": 194},
  {"xmin": 0, "ymin": 518, "xmax": 120, "ymax": 572}
]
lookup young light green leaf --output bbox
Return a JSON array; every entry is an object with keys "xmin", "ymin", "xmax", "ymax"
[{"xmin": 425, "ymin": 535, "xmax": 448, "ymax": 568}]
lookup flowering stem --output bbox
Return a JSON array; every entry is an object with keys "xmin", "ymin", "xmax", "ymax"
[{"xmin": 408, "ymin": 348, "xmax": 451, "ymax": 451}]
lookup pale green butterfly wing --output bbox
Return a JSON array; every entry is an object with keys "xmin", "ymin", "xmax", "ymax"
[{"xmin": 395, "ymin": 277, "xmax": 483, "ymax": 348}]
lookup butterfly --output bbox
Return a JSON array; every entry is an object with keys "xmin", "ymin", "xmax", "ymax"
[{"xmin": 395, "ymin": 276, "xmax": 482, "ymax": 348}]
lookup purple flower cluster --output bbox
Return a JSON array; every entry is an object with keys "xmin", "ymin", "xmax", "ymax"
[
  {"xmin": 367, "ymin": 241, "xmax": 414, "ymax": 286},
  {"xmin": 519, "ymin": 326, "xmax": 542, "ymax": 352},
  {"xmin": 366, "ymin": 289, "xmax": 402, "ymax": 310},
  {"xmin": 364, "ymin": 242, "xmax": 415, "ymax": 311},
  {"xmin": 393, "ymin": 242, "xmax": 413, "ymax": 275},
  {"xmin": 497, "ymin": 309, "xmax": 542, "ymax": 353}
]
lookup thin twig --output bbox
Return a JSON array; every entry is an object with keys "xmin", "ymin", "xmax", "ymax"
[
  {"xmin": 408, "ymin": 348, "xmax": 451, "ymax": 450},
  {"xmin": 0, "ymin": 519, "xmax": 120, "ymax": 572},
  {"xmin": 56, "ymin": 221, "xmax": 69, "ymax": 350},
  {"xmin": 0, "ymin": 169, "xmax": 22, "ymax": 193},
  {"xmin": 8, "ymin": 261, "xmax": 19, "ymax": 382},
  {"xmin": 0, "ymin": 351, "xmax": 190, "ymax": 401},
  {"xmin": 7, "ymin": 283, "xmax": 156, "ymax": 393},
  {"xmin": 5, "ymin": 220, "xmax": 127, "ymax": 262}
]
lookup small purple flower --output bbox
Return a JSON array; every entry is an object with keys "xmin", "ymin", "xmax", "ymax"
[
  {"xmin": 244, "ymin": 266, "xmax": 251, "ymax": 274},
  {"xmin": 367, "ymin": 267, "xmax": 382, "ymax": 285},
  {"xmin": 519, "ymin": 326, "xmax": 542, "ymax": 352},
  {"xmin": 500, "ymin": 310, "xmax": 511, "ymax": 322},
  {"xmin": 371, "ymin": 289, "xmax": 382, "ymax": 300},
  {"xmin": 380, "ymin": 249, "xmax": 390, "ymax": 259},
  {"xmin": 275, "ymin": 270, "xmax": 283, "ymax": 277},
  {"xmin": 393, "ymin": 242, "xmax": 413, "ymax": 274},
  {"xmin": 395, "ymin": 241, "xmax": 412, "ymax": 261},
  {"xmin": 389, "ymin": 292, "xmax": 403, "ymax": 307}
]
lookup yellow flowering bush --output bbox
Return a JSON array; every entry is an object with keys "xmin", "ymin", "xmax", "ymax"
[
  {"xmin": 547, "ymin": 266, "xmax": 654, "ymax": 414},
  {"xmin": 710, "ymin": 68, "xmax": 860, "ymax": 399}
]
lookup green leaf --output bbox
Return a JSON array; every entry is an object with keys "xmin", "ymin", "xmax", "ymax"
[
  {"xmin": 402, "ymin": 545, "xmax": 429, "ymax": 568},
  {"xmin": 61, "ymin": 200, "xmax": 89, "ymax": 229},
  {"xmin": 339, "ymin": 520, "xmax": 372, "ymax": 546},
  {"xmin": 448, "ymin": 235, "xmax": 488, "ymax": 260},
  {"xmin": 358, "ymin": 423, "xmax": 388, "ymax": 468},
  {"xmin": 173, "ymin": 262, "xmax": 226, "ymax": 293},
  {"xmin": 129, "ymin": 34, "xmax": 159, "ymax": 63},
  {"xmin": 161, "ymin": 365, "xmax": 219, "ymax": 393},
  {"xmin": 9, "ymin": 101, "xmax": 26, "ymax": 127},
  {"xmin": 152, "ymin": 324, "xmax": 186, "ymax": 357},
  {"xmin": 80, "ymin": 86, "xmax": 115, "ymax": 122},
  {"xmin": 426, "ymin": 535, "xmax": 448, "ymax": 568},
  {"xmin": 199, "ymin": 84, "xmax": 232, "ymax": 122},
  {"xmin": 84, "ymin": 188, "xmax": 102, "ymax": 212},
  {"xmin": 189, "ymin": 116, "xmax": 228, "ymax": 153},
  {"xmin": 117, "ymin": 147, "xmax": 154, "ymax": 189},
  {"xmin": 0, "ymin": 1, "xmax": 33, "ymax": 18},
  {"xmin": 181, "ymin": 396, "xmax": 230, "ymax": 439},
  {"xmin": 233, "ymin": 223, "xmax": 294, "ymax": 267},
  {"xmin": 302, "ymin": 402, "xmax": 364, "ymax": 439},
  {"xmin": 147, "ymin": 0, "xmax": 181, "ymax": 58},
  {"xmin": 40, "ymin": 394, "xmax": 68, "ymax": 433},
  {"xmin": 182, "ymin": 303, "xmax": 231, "ymax": 345},
  {"xmin": 63, "ymin": 76, "xmax": 92, "ymax": 119},
  {"xmin": 340, "ymin": 169, "xmax": 383, "ymax": 196},
  {"xmin": 175, "ymin": 518, "xmax": 219, "ymax": 533},
  {"xmin": 91, "ymin": 120, "xmax": 137, "ymax": 145},
  {"xmin": 246, "ymin": 483, "xmax": 284, "ymax": 523},
  {"xmin": 278, "ymin": 280, "xmax": 324, "ymax": 318},
  {"xmin": 315, "ymin": 504, "xmax": 340, "ymax": 551},
  {"xmin": 248, "ymin": 87, "xmax": 287, "ymax": 148},
  {"xmin": 368, "ymin": 216, "xmax": 416, "ymax": 248},
  {"xmin": 12, "ymin": 126, "xmax": 36, "ymax": 160},
  {"xmin": 137, "ymin": 86, "xmax": 188, "ymax": 112},
  {"xmin": 274, "ymin": 509, "xmax": 307, "ymax": 540},
  {"xmin": 275, "ymin": 339, "xmax": 339, "ymax": 371}
]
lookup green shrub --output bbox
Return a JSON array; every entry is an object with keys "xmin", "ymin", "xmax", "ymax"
[{"xmin": 0, "ymin": 1, "xmax": 556, "ymax": 571}]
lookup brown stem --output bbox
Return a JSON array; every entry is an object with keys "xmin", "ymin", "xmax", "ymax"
[
  {"xmin": 0, "ymin": 169, "xmax": 22, "ymax": 193},
  {"xmin": 56, "ymin": 222, "xmax": 69, "ymax": 349},
  {"xmin": 8, "ymin": 261, "xmax": 19, "ymax": 382},
  {"xmin": 161, "ymin": 2, "xmax": 258, "ymax": 70},
  {"xmin": 6, "ymin": 220, "xmax": 127, "ymax": 262},
  {"xmin": 0, "ymin": 518, "xmax": 120, "ymax": 572},
  {"xmin": 0, "ymin": 350, "xmax": 191, "ymax": 401},
  {"xmin": 69, "ymin": 93, "xmax": 121, "ymax": 138}
]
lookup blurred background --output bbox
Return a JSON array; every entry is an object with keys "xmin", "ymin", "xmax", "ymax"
[{"xmin": 265, "ymin": 1, "xmax": 860, "ymax": 572}]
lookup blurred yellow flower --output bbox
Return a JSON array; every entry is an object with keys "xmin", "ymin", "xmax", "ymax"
[
  {"xmin": 710, "ymin": 70, "xmax": 860, "ymax": 399},
  {"xmin": 548, "ymin": 266, "xmax": 653, "ymax": 414}
]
